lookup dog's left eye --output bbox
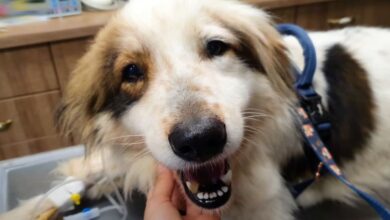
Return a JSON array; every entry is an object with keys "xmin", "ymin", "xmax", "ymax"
[
  {"xmin": 206, "ymin": 40, "xmax": 229, "ymax": 57},
  {"xmin": 122, "ymin": 64, "xmax": 144, "ymax": 83}
]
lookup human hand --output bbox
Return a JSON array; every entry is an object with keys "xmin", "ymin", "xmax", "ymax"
[{"xmin": 144, "ymin": 165, "xmax": 221, "ymax": 220}]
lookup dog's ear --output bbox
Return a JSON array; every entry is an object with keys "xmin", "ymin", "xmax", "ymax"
[
  {"xmin": 209, "ymin": 4, "xmax": 295, "ymax": 98},
  {"xmin": 56, "ymin": 20, "xmax": 121, "ymax": 145}
]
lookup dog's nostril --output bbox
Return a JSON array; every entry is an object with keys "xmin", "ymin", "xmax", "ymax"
[{"xmin": 168, "ymin": 117, "xmax": 227, "ymax": 162}]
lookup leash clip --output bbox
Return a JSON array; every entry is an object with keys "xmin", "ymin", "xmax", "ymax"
[{"xmin": 299, "ymin": 93, "xmax": 331, "ymax": 133}]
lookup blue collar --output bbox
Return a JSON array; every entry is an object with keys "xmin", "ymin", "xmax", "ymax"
[{"xmin": 277, "ymin": 24, "xmax": 390, "ymax": 220}]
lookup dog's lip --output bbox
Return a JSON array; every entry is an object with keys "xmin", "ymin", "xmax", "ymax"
[{"xmin": 178, "ymin": 160, "xmax": 232, "ymax": 209}]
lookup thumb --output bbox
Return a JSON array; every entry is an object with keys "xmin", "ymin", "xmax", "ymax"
[
  {"xmin": 149, "ymin": 164, "xmax": 175, "ymax": 201},
  {"xmin": 185, "ymin": 199, "xmax": 221, "ymax": 220}
]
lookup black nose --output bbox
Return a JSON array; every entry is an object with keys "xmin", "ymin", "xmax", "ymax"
[{"xmin": 168, "ymin": 117, "xmax": 227, "ymax": 162}]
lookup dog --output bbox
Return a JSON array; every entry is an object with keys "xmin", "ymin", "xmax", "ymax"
[{"xmin": 2, "ymin": 0, "xmax": 390, "ymax": 219}]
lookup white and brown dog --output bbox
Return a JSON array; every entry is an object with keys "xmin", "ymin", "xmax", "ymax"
[{"xmin": 2, "ymin": 0, "xmax": 390, "ymax": 219}]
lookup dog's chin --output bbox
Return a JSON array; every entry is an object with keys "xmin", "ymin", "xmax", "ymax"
[{"xmin": 177, "ymin": 159, "xmax": 232, "ymax": 209}]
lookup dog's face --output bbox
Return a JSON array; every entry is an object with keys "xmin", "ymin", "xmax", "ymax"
[{"xmin": 59, "ymin": 0, "xmax": 294, "ymax": 210}]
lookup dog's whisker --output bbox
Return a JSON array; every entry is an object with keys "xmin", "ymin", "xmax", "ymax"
[
  {"xmin": 242, "ymin": 115, "xmax": 270, "ymax": 119},
  {"xmin": 130, "ymin": 149, "xmax": 150, "ymax": 161},
  {"xmin": 243, "ymin": 114, "xmax": 273, "ymax": 118},
  {"xmin": 113, "ymin": 140, "xmax": 145, "ymax": 145},
  {"xmin": 243, "ymin": 107, "xmax": 264, "ymax": 111},
  {"xmin": 242, "ymin": 110, "xmax": 268, "ymax": 114},
  {"xmin": 245, "ymin": 129, "xmax": 266, "ymax": 137},
  {"xmin": 243, "ymin": 118, "xmax": 266, "ymax": 123},
  {"xmin": 242, "ymin": 112, "xmax": 272, "ymax": 116},
  {"xmin": 114, "ymin": 141, "xmax": 145, "ymax": 148},
  {"xmin": 244, "ymin": 125, "xmax": 267, "ymax": 136},
  {"xmin": 243, "ymin": 116, "xmax": 268, "ymax": 120},
  {"xmin": 242, "ymin": 111, "xmax": 269, "ymax": 114},
  {"xmin": 105, "ymin": 134, "xmax": 145, "ymax": 142},
  {"xmin": 242, "ymin": 136, "xmax": 260, "ymax": 148}
]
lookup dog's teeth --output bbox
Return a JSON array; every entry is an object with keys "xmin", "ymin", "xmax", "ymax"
[
  {"xmin": 222, "ymin": 186, "xmax": 228, "ymax": 193},
  {"xmin": 197, "ymin": 192, "xmax": 204, "ymax": 199},
  {"xmin": 210, "ymin": 192, "xmax": 217, "ymax": 199},
  {"xmin": 221, "ymin": 170, "xmax": 232, "ymax": 184},
  {"xmin": 186, "ymin": 181, "xmax": 199, "ymax": 193},
  {"xmin": 204, "ymin": 193, "xmax": 209, "ymax": 199},
  {"xmin": 217, "ymin": 190, "xmax": 223, "ymax": 196}
]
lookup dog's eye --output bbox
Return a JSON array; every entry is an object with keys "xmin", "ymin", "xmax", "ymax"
[
  {"xmin": 122, "ymin": 64, "xmax": 144, "ymax": 82},
  {"xmin": 206, "ymin": 40, "xmax": 229, "ymax": 57}
]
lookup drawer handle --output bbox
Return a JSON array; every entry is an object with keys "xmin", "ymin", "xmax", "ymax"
[
  {"xmin": 328, "ymin": 17, "xmax": 354, "ymax": 27},
  {"xmin": 0, "ymin": 119, "xmax": 13, "ymax": 132}
]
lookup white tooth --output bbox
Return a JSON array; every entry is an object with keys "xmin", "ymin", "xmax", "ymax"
[
  {"xmin": 210, "ymin": 192, "xmax": 217, "ymax": 198},
  {"xmin": 221, "ymin": 170, "xmax": 232, "ymax": 184},
  {"xmin": 217, "ymin": 190, "xmax": 223, "ymax": 196},
  {"xmin": 222, "ymin": 186, "xmax": 228, "ymax": 193},
  {"xmin": 197, "ymin": 192, "xmax": 204, "ymax": 199},
  {"xmin": 204, "ymin": 193, "xmax": 209, "ymax": 199}
]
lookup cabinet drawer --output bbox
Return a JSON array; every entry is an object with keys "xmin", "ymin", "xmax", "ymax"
[
  {"xmin": 0, "ymin": 135, "xmax": 72, "ymax": 160},
  {"xmin": 0, "ymin": 45, "xmax": 59, "ymax": 99},
  {"xmin": 50, "ymin": 38, "xmax": 92, "ymax": 91},
  {"xmin": 0, "ymin": 91, "xmax": 63, "ymax": 145}
]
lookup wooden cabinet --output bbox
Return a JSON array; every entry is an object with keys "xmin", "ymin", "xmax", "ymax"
[
  {"xmin": 328, "ymin": 0, "xmax": 390, "ymax": 28},
  {"xmin": 50, "ymin": 38, "xmax": 92, "ymax": 91},
  {"xmin": 0, "ymin": 91, "xmax": 61, "ymax": 144},
  {"xmin": 274, "ymin": 0, "xmax": 390, "ymax": 31},
  {"xmin": 0, "ymin": 135, "xmax": 71, "ymax": 160},
  {"xmin": 0, "ymin": 45, "xmax": 58, "ymax": 99},
  {"xmin": 0, "ymin": 91, "xmax": 72, "ymax": 159},
  {"xmin": 295, "ymin": 3, "xmax": 329, "ymax": 30},
  {"xmin": 268, "ymin": 8, "xmax": 296, "ymax": 23},
  {"xmin": 0, "ymin": 38, "xmax": 90, "ymax": 159}
]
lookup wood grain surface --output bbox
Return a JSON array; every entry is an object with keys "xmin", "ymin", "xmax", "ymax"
[{"xmin": 0, "ymin": 44, "xmax": 58, "ymax": 99}]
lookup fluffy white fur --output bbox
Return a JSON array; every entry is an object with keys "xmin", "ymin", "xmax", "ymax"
[{"xmin": 1, "ymin": 1, "xmax": 390, "ymax": 220}]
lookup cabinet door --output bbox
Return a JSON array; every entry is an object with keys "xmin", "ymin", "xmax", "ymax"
[
  {"xmin": 0, "ymin": 45, "xmax": 59, "ymax": 99},
  {"xmin": 50, "ymin": 38, "xmax": 92, "ymax": 91},
  {"xmin": 328, "ymin": 0, "xmax": 390, "ymax": 28},
  {"xmin": 0, "ymin": 91, "xmax": 72, "ymax": 159},
  {"xmin": 295, "ymin": 3, "xmax": 329, "ymax": 30}
]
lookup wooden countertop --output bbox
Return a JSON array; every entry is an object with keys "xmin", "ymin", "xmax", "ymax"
[
  {"xmin": 0, "ymin": 11, "xmax": 114, "ymax": 49},
  {"xmin": 0, "ymin": 0, "xmax": 333, "ymax": 49}
]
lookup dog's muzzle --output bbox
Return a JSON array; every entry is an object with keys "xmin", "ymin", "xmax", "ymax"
[{"xmin": 168, "ymin": 117, "xmax": 231, "ymax": 209}]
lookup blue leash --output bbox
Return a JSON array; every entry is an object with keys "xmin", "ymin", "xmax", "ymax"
[{"xmin": 277, "ymin": 24, "xmax": 390, "ymax": 220}]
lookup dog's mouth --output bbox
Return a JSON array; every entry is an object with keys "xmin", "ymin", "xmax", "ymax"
[{"xmin": 178, "ymin": 160, "xmax": 232, "ymax": 209}]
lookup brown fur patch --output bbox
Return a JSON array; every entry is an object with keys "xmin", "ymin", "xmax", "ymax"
[
  {"xmin": 230, "ymin": 29, "xmax": 266, "ymax": 73},
  {"xmin": 207, "ymin": 10, "xmax": 295, "ymax": 98},
  {"xmin": 323, "ymin": 44, "xmax": 376, "ymax": 162},
  {"xmin": 56, "ymin": 15, "xmax": 153, "ymax": 146}
]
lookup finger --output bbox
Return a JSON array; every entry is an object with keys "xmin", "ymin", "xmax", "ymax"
[
  {"xmin": 171, "ymin": 184, "xmax": 186, "ymax": 213},
  {"xmin": 185, "ymin": 199, "xmax": 221, "ymax": 220},
  {"xmin": 145, "ymin": 165, "xmax": 183, "ymax": 220},
  {"xmin": 150, "ymin": 164, "xmax": 175, "ymax": 201}
]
